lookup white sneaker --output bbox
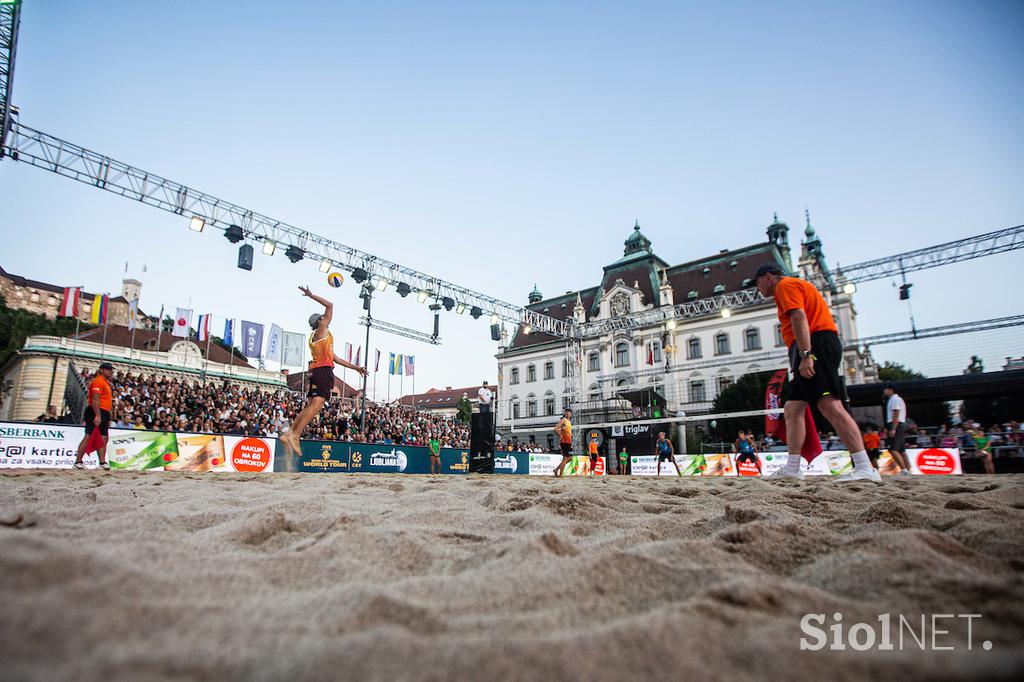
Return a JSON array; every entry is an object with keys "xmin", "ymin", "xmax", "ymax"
[
  {"xmin": 767, "ymin": 467, "xmax": 804, "ymax": 480},
  {"xmin": 835, "ymin": 467, "xmax": 882, "ymax": 483}
]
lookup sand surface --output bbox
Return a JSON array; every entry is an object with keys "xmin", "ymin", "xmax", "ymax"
[{"xmin": 1, "ymin": 471, "xmax": 1023, "ymax": 681}]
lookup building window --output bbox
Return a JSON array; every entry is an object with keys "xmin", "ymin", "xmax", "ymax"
[
  {"xmin": 687, "ymin": 337, "xmax": 702, "ymax": 359},
  {"xmin": 561, "ymin": 359, "xmax": 569, "ymax": 377},
  {"xmin": 544, "ymin": 361, "xmax": 554, "ymax": 380},
  {"xmin": 588, "ymin": 352, "xmax": 600, "ymax": 372},
  {"xmin": 713, "ymin": 284, "xmax": 725, "ymax": 293},
  {"xmin": 527, "ymin": 365, "xmax": 536, "ymax": 382},
  {"xmin": 510, "ymin": 368, "xmax": 519, "ymax": 384},
  {"xmin": 544, "ymin": 394, "xmax": 555, "ymax": 416},
  {"xmin": 715, "ymin": 333, "xmax": 730, "ymax": 355},
  {"xmin": 527, "ymin": 399, "xmax": 537, "ymax": 418},
  {"xmin": 615, "ymin": 342, "xmax": 629, "ymax": 367},
  {"xmin": 717, "ymin": 375, "xmax": 733, "ymax": 394},
  {"xmin": 774, "ymin": 324, "xmax": 784, "ymax": 347},
  {"xmin": 512, "ymin": 401, "xmax": 520, "ymax": 420},
  {"xmin": 588, "ymin": 384, "xmax": 601, "ymax": 401},
  {"xmin": 690, "ymin": 380, "xmax": 706, "ymax": 403},
  {"xmin": 649, "ymin": 340, "xmax": 663, "ymax": 364},
  {"xmin": 546, "ymin": 434, "xmax": 555, "ymax": 451},
  {"xmin": 562, "ymin": 395, "xmax": 571, "ymax": 411},
  {"xmin": 744, "ymin": 328, "xmax": 761, "ymax": 351}
]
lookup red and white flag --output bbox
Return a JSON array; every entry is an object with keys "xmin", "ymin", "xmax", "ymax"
[
  {"xmin": 647, "ymin": 346, "xmax": 654, "ymax": 366},
  {"xmin": 345, "ymin": 342, "xmax": 353, "ymax": 363},
  {"xmin": 59, "ymin": 287, "xmax": 81, "ymax": 318},
  {"xmin": 196, "ymin": 314, "xmax": 212, "ymax": 342},
  {"xmin": 173, "ymin": 308, "xmax": 192, "ymax": 338},
  {"xmin": 355, "ymin": 345, "xmax": 361, "ymax": 366}
]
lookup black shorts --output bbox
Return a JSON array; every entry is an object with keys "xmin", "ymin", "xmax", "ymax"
[
  {"xmin": 889, "ymin": 423, "xmax": 907, "ymax": 451},
  {"xmin": 589, "ymin": 452, "xmax": 598, "ymax": 463},
  {"xmin": 735, "ymin": 452, "xmax": 758, "ymax": 465},
  {"xmin": 308, "ymin": 366, "xmax": 335, "ymax": 400},
  {"xmin": 84, "ymin": 407, "xmax": 111, "ymax": 437},
  {"xmin": 867, "ymin": 448, "xmax": 880, "ymax": 461},
  {"xmin": 658, "ymin": 450, "xmax": 674, "ymax": 462},
  {"xmin": 560, "ymin": 442, "xmax": 572, "ymax": 458},
  {"xmin": 786, "ymin": 331, "xmax": 847, "ymax": 405}
]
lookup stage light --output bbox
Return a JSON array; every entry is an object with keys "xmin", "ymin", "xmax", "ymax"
[
  {"xmin": 721, "ymin": 308, "xmax": 732, "ymax": 319},
  {"xmin": 843, "ymin": 282, "xmax": 857, "ymax": 295},
  {"xmin": 188, "ymin": 216, "xmax": 205, "ymax": 232},
  {"xmin": 375, "ymin": 276, "xmax": 389, "ymax": 292},
  {"xmin": 397, "ymin": 282, "xmax": 412, "ymax": 297},
  {"xmin": 319, "ymin": 258, "xmax": 331, "ymax": 273},
  {"xmin": 417, "ymin": 290, "xmax": 430, "ymax": 304},
  {"xmin": 285, "ymin": 245, "xmax": 305, "ymax": 263},
  {"xmin": 470, "ymin": 306, "xmax": 483, "ymax": 319},
  {"xmin": 429, "ymin": 303, "xmax": 442, "ymax": 312},
  {"xmin": 522, "ymin": 324, "xmax": 532, "ymax": 335},
  {"xmin": 490, "ymin": 313, "xmax": 499, "ymax": 325},
  {"xmin": 262, "ymin": 240, "xmax": 276, "ymax": 256},
  {"xmin": 666, "ymin": 319, "xmax": 677, "ymax": 330},
  {"xmin": 225, "ymin": 224, "xmax": 244, "ymax": 243},
  {"xmin": 442, "ymin": 297, "xmax": 455, "ymax": 311},
  {"xmin": 352, "ymin": 268, "xmax": 369, "ymax": 283},
  {"xmin": 456, "ymin": 303, "xmax": 466, "ymax": 315}
]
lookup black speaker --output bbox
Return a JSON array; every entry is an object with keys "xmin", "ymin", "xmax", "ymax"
[
  {"xmin": 469, "ymin": 412, "xmax": 495, "ymax": 473},
  {"xmin": 490, "ymin": 323, "xmax": 501, "ymax": 341},
  {"xmin": 433, "ymin": 313, "xmax": 440, "ymax": 338},
  {"xmin": 237, "ymin": 244, "xmax": 254, "ymax": 271}
]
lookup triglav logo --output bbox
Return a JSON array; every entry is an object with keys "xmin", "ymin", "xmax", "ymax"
[
  {"xmin": 624, "ymin": 424, "xmax": 651, "ymax": 437},
  {"xmin": 369, "ymin": 449, "xmax": 408, "ymax": 472},
  {"xmin": 800, "ymin": 613, "xmax": 991, "ymax": 651}
]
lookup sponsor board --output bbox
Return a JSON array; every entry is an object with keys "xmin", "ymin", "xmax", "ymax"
[
  {"xmin": 630, "ymin": 454, "xmax": 702, "ymax": 476},
  {"xmin": 759, "ymin": 451, "xmax": 833, "ymax": 476},
  {"xmin": 700, "ymin": 453, "xmax": 737, "ymax": 476},
  {"xmin": 910, "ymin": 448, "xmax": 962, "ymax": 475},
  {"xmin": 527, "ymin": 453, "xmax": 606, "ymax": 476},
  {"xmin": 734, "ymin": 453, "xmax": 762, "ymax": 476},
  {"xmin": 0, "ymin": 422, "xmax": 88, "ymax": 468},
  {"xmin": 442, "ymin": 449, "xmax": 471, "ymax": 475},
  {"xmin": 168, "ymin": 434, "xmax": 228, "ymax": 472},
  {"xmin": 224, "ymin": 436, "xmax": 274, "ymax": 473},
  {"xmin": 492, "ymin": 452, "xmax": 529, "ymax": 475},
  {"xmin": 274, "ymin": 439, "xmax": 351, "ymax": 473},
  {"xmin": 107, "ymin": 429, "xmax": 178, "ymax": 470}
]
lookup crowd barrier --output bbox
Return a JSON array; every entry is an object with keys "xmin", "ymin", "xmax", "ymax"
[{"xmin": 0, "ymin": 422, "xmax": 960, "ymax": 476}]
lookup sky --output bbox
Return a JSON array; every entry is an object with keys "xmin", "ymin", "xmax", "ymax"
[{"xmin": 1, "ymin": 0, "xmax": 1022, "ymax": 394}]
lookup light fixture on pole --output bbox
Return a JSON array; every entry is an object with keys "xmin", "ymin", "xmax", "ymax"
[
  {"xmin": 666, "ymin": 318, "xmax": 677, "ymax": 330},
  {"xmin": 489, "ymin": 313, "xmax": 499, "ymax": 325},
  {"xmin": 721, "ymin": 308, "xmax": 732, "ymax": 319},
  {"xmin": 225, "ymin": 224, "xmax": 244, "ymax": 243},
  {"xmin": 374, "ymin": 276, "xmax": 389, "ymax": 292},
  {"xmin": 470, "ymin": 306, "xmax": 483, "ymax": 319},
  {"xmin": 456, "ymin": 302, "xmax": 466, "ymax": 315},
  {"xmin": 319, "ymin": 258, "xmax": 331, "ymax": 273},
  {"xmin": 188, "ymin": 216, "xmax": 205, "ymax": 232},
  {"xmin": 262, "ymin": 240, "xmax": 276, "ymax": 256},
  {"xmin": 396, "ymin": 283, "xmax": 412, "ymax": 297},
  {"xmin": 522, "ymin": 324, "xmax": 532, "ymax": 335},
  {"xmin": 442, "ymin": 297, "xmax": 455, "ymax": 312},
  {"xmin": 417, "ymin": 290, "xmax": 430, "ymax": 304},
  {"xmin": 351, "ymin": 268, "xmax": 369, "ymax": 283},
  {"xmin": 285, "ymin": 245, "xmax": 305, "ymax": 263},
  {"xmin": 843, "ymin": 282, "xmax": 857, "ymax": 295}
]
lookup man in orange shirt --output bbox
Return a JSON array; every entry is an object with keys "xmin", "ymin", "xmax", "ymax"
[
  {"xmin": 280, "ymin": 286, "xmax": 368, "ymax": 455},
  {"xmin": 73, "ymin": 362, "xmax": 114, "ymax": 470},
  {"xmin": 862, "ymin": 426, "xmax": 882, "ymax": 470},
  {"xmin": 754, "ymin": 263, "xmax": 880, "ymax": 482}
]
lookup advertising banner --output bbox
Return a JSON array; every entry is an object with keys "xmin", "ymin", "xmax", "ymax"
[
  {"xmin": 223, "ymin": 435, "xmax": 275, "ymax": 473},
  {"xmin": 734, "ymin": 453, "xmax": 762, "ymax": 477},
  {"xmin": 627, "ymin": 454, "xmax": 702, "ymax": 476},
  {"xmin": 273, "ymin": 439, "xmax": 353, "ymax": 473},
  {"xmin": 168, "ymin": 434, "xmax": 228, "ymax": 472},
  {"xmin": 107, "ymin": 429, "xmax": 179, "ymax": 470},
  {"xmin": 0, "ymin": 422, "xmax": 85, "ymax": 468},
  {"xmin": 909, "ymin": 448, "xmax": 962, "ymax": 475},
  {"xmin": 441, "ymin": 448, "xmax": 471, "ymax": 475},
  {"xmin": 700, "ymin": 454, "xmax": 737, "ymax": 476},
  {"xmin": 492, "ymin": 452, "xmax": 529, "ymax": 475},
  {"xmin": 527, "ymin": 453, "xmax": 606, "ymax": 476}
]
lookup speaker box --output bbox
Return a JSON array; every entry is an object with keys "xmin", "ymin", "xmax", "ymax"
[
  {"xmin": 469, "ymin": 412, "xmax": 495, "ymax": 473},
  {"xmin": 237, "ymin": 244, "xmax": 254, "ymax": 271},
  {"xmin": 490, "ymin": 323, "xmax": 501, "ymax": 341}
]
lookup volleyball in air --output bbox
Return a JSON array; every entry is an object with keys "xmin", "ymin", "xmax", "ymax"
[{"xmin": 327, "ymin": 272, "xmax": 345, "ymax": 288}]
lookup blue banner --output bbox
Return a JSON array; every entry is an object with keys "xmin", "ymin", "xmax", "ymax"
[
  {"xmin": 273, "ymin": 440, "xmax": 475, "ymax": 475},
  {"xmin": 240, "ymin": 320, "xmax": 264, "ymax": 358}
]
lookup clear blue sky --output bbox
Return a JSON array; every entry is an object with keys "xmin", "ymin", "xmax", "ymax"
[{"xmin": 2, "ymin": 0, "xmax": 1022, "ymax": 390}]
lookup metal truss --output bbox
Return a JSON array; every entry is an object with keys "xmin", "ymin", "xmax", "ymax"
[
  {"xmin": 834, "ymin": 225, "xmax": 1024, "ymax": 285},
  {"xmin": 580, "ymin": 288, "xmax": 768, "ymax": 338},
  {"xmin": 2, "ymin": 121, "xmax": 568, "ymax": 338},
  {"xmin": 853, "ymin": 314, "xmax": 1024, "ymax": 348},
  {"xmin": 0, "ymin": 0, "xmax": 20, "ymax": 148},
  {"xmin": 595, "ymin": 349, "xmax": 789, "ymax": 385},
  {"xmin": 358, "ymin": 316, "xmax": 441, "ymax": 345}
]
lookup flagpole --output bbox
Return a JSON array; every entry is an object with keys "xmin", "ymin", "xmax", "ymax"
[
  {"xmin": 204, "ymin": 315, "xmax": 212, "ymax": 384},
  {"xmin": 412, "ymin": 360, "xmax": 415, "ymax": 412},
  {"xmin": 128, "ymin": 301, "xmax": 137, "ymax": 371},
  {"xmin": 156, "ymin": 304, "xmax": 164, "ymax": 362},
  {"xmin": 373, "ymin": 349, "xmax": 378, "ymax": 404}
]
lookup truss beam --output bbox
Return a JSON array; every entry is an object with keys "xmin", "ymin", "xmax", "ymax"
[{"xmin": 357, "ymin": 316, "xmax": 441, "ymax": 345}]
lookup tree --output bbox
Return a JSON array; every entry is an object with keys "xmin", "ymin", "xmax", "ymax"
[
  {"xmin": 161, "ymin": 315, "xmax": 173, "ymax": 333},
  {"xmin": 711, "ymin": 371, "xmax": 789, "ymax": 441},
  {"xmin": 0, "ymin": 300, "xmax": 95, "ymax": 368},
  {"xmin": 878, "ymin": 361, "xmax": 925, "ymax": 381},
  {"xmin": 456, "ymin": 395, "xmax": 472, "ymax": 423}
]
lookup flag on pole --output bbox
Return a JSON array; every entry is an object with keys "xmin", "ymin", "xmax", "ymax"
[
  {"xmin": 240, "ymin": 321, "xmax": 265, "ymax": 358},
  {"xmin": 197, "ymin": 314, "xmax": 212, "ymax": 342},
  {"xmin": 375, "ymin": 349, "xmax": 381, "ymax": 372},
  {"xmin": 282, "ymin": 332, "xmax": 304, "ymax": 367},
  {"xmin": 405, "ymin": 355, "xmax": 415, "ymax": 376},
  {"xmin": 395, "ymin": 353, "xmax": 404, "ymax": 376},
  {"xmin": 345, "ymin": 342, "xmax": 353, "ymax": 363},
  {"xmin": 127, "ymin": 299, "xmax": 139, "ymax": 331},
  {"xmin": 59, "ymin": 287, "xmax": 81, "ymax": 318},
  {"xmin": 610, "ymin": 344, "xmax": 615, "ymax": 366},
  {"xmin": 90, "ymin": 294, "xmax": 110, "ymax": 324},
  {"xmin": 267, "ymin": 324, "xmax": 284, "ymax": 363},
  {"xmin": 355, "ymin": 346, "xmax": 361, "ymax": 366},
  {"xmin": 647, "ymin": 345, "xmax": 654, "ymax": 366},
  {"xmin": 172, "ymin": 308, "xmax": 192, "ymax": 338},
  {"xmin": 223, "ymin": 319, "xmax": 234, "ymax": 347}
]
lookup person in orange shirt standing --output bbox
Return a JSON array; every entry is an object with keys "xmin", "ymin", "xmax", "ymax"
[
  {"xmin": 862, "ymin": 426, "xmax": 882, "ymax": 470},
  {"xmin": 279, "ymin": 286, "xmax": 367, "ymax": 455},
  {"xmin": 73, "ymin": 362, "xmax": 114, "ymax": 470},
  {"xmin": 754, "ymin": 263, "xmax": 880, "ymax": 483}
]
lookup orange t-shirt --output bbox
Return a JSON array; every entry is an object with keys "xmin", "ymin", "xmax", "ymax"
[
  {"xmin": 588, "ymin": 441, "xmax": 598, "ymax": 455},
  {"xmin": 89, "ymin": 375, "xmax": 112, "ymax": 412},
  {"xmin": 558, "ymin": 418, "xmax": 572, "ymax": 444},
  {"xmin": 863, "ymin": 433, "xmax": 881, "ymax": 449},
  {"xmin": 773, "ymin": 277, "xmax": 838, "ymax": 347},
  {"xmin": 309, "ymin": 330, "xmax": 334, "ymax": 369}
]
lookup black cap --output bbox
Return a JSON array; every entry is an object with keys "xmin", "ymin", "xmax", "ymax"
[
  {"xmin": 753, "ymin": 263, "xmax": 783, "ymax": 280},
  {"xmin": 99, "ymin": 362, "xmax": 114, "ymax": 370},
  {"xmin": 883, "ymin": 383, "xmax": 896, "ymax": 391}
]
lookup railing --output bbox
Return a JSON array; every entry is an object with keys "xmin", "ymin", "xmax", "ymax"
[{"xmin": 21, "ymin": 335, "xmax": 288, "ymax": 387}]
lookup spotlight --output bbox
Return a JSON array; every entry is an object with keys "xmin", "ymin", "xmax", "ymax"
[
  {"xmin": 417, "ymin": 290, "xmax": 430, "ymax": 304},
  {"xmin": 319, "ymin": 258, "xmax": 331, "ymax": 273},
  {"xmin": 489, "ymin": 313, "xmax": 499, "ymax": 325},
  {"xmin": 899, "ymin": 283, "xmax": 912, "ymax": 300},
  {"xmin": 456, "ymin": 302, "xmax": 467, "ymax": 315},
  {"xmin": 188, "ymin": 216, "xmax": 205, "ymax": 232},
  {"xmin": 470, "ymin": 306, "xmax": 483, "ymax": 319},
  {"xmin": 522, "ymin": 324, "xmax": 532, "ymax": 335},
  {"xmin": 429, "ymin": 303, "xmax": 442, "ymax": 312},
  {"xmin": 666, "ymin": 319, "xmax": 677, "ymax": 330},
  {"xmin": 262, "ymin": 240, "xmax": 276, "ymax": 256},
  {"xmin": 721, "ymin": 308, "xmax": 732, "ymax": 319},
  {"xmin": 285, "ymin": 245, "xmax": 305, "ymax": 263},
  {"xmin": 843, "ymin": 282, "xmax": 857, "ymax": 295},
  {"xmin": 397, "ymin": 282, "xmax": 412, "ymax": 297},
  {"xmin": 352, "ymin": 268, "xmax": 369, "ymax": 283},
  {"xmin": 374, "ymin": 276, "xmax": 389, "ymax": 292},
  {"xmin": 225, "ymin": 224, "xmax": 244, "ymax": 243},
  {"xmin": 442, "ymin": 297, "xmax": 455, "ymax": 311}
]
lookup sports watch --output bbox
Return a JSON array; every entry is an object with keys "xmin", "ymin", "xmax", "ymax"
[{"xmin": 799, "ymin": 349, "xmax": 813, "ymax": 360}]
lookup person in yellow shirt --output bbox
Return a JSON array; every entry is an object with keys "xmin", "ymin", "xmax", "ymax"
[
  {"xmin": 280, "ymin": 286, "xmax": 367, "ymax": 455},
  {"xmin": 553, "ymin": 408, "xmax": 574, "ymax": 476}
]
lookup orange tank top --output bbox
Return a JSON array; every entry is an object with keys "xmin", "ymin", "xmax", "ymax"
[{"xmin": 309, "ymin": 330, "xmax": 334, "ymax": 369}]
